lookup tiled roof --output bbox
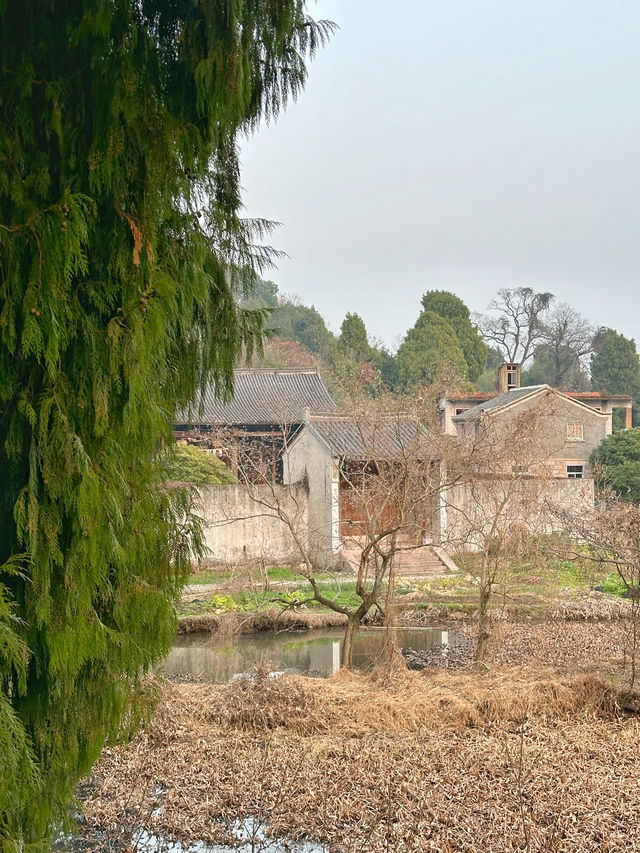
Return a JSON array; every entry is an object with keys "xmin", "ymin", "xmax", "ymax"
[
  {"xmin": 566, "ymin": 391, "xmax": 633, "ymax": 402},
  {"xmin": 307, "ymin": 416, "xmax": 429, "ymax": 459},
  {"xmin": 176, "ymin": 369, "xmax": 337, "ymax": 426},
  {"xmin": 446, "ymin": 391, "xmax": 495, "ymax": 402},
  {"xmin": 452, "ymin": 385, "xmax": 548, "ymax": 421}
]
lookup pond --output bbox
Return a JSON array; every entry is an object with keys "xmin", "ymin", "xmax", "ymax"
[{"xmin": 162, "ymin": 625, "xmax": 468, "ymax": 683}]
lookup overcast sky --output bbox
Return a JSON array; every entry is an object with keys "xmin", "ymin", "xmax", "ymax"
[{"xmin": 240, "ymin": 0, "xmax": 640, "ymax": 351}]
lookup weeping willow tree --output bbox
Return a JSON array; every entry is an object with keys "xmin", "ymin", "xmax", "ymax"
[{"xmin": 0, "ymin": 1, "xmax": 332, "ymax": 845}]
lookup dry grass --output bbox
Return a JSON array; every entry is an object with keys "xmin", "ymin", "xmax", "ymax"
[
  {"xmin": 488, "ymin": 620, "xmax": 628, "ymax": 668},
  {"xmin": 84, "ymin": 656, "xmax": 640, "ymax": 852},
  {"xmin": 189, "ymin": 664, "xmax": 618, "ymax": 736}
]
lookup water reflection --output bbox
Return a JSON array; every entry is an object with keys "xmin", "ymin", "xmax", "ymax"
[
  {"xmin": 130, "ymin": 824, "xmax": 328, "ymax": 853},
  {"xmin": 162, "ymin": 626, "xmax": 462, "ymax": 683}
]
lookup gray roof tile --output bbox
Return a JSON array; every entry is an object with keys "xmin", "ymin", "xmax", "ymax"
[
  {"xmin": 308, "ymin": 416, "xmax": 428, "ymax": 459},
  {"xmin": 176, "ymin": 369, "xmax": 337, "ymax": 426},
  {"xmin": 452, "ymin": 385, "xmax": 549, "ymax": 421}
]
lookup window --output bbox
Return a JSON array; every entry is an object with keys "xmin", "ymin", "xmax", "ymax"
[
  {"xmin": 567, "ymin": 423, "xmax": 584, "ymax": 441},
  {"xmin": 567, "ymin": 465, "xmax": 584, "ymax": 479},
  {"xmin": 455, "ymin": 407, "xmax": 468, "ymax": 416},
  {"xmin": 506, "ymin": 364, "xmax": 519, "ymax": 390}
]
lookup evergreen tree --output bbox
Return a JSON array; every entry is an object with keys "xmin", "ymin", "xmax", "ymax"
[
  {"xmin": 268, "ymin": 301, "xmax": 337, "ymax": 360},
  {"xmin": 243, "ymin": 277, "xmax": 280, "ymax": 311},
  {"xmin": 370, "ymin": 345, "xmax": 400, "ymax": 390},
  {"xmin": 396, "ymin": 310, "xmax": 468, "ymax": 389},
  {"xmin": 474, "ymin": 345, "xmax": 506, "ymax": 391},
  {"xmin": 0, "ymin": 2, "xmax": 330, "ymax": 845},
  {"xmin": 338, "ymin": 313, "xmax": 372, "ymax": 362},
  {"xmin": 591, "ymin": 429, "xmax": 640, "ymax": 502},
  {"xmin": 523, "ymin": 344, "xmax": 589, "ymax": 390},
  {"xmin": 591, "ymin": 328, "xmax": 640, "ymax": 398},
  {"xmin": 421, "ymin": 291, "xmax": 487, "ymax": 381}
]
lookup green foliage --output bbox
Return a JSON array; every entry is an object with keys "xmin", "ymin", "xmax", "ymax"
[
  {"xmin": 242, "ymin": 277, "xmax": 280, "ymax": 311},
  {"xmin": 338, "ymin": 313, "xmax": 372, "ymax": 362},
  {"xmin": 178, "ymin": 580, "xmax": 364, "ymax": 616},
  {"xmin": 370, "ymin": 346, "xmax": 400, "ymax": 389},
  {"xmin": 268, "ymin": 301, "xmax": 337, "ymax": 360},
  {"xmin": 591, "ymin": 328, "xmax": 640, "ymax": 399},
  {"xmin": 591, "ymin": 428, "xmax": 640, "ymax": 502},
  {"xmin": 421, "ymin": 291, "xmax": 487, "ymax": 382},
  {"xmin": 396, "ymin": 310, "xmax": 468, "ymax": 389},
  {"xmin": 0, "ymin": 1, "xmax": 330, "ymax": 845},
  {"xmin": 207, "ymin": 594, "xmax": 242, "ymax": 614},
  {"xmin": 523, "ymin": 344, "xmax": 589, "ymax": 390},
  {"xmin": 486, "ymin": 345, "xmax": 506, "ymax": 370},
  {"xmin": 163, "ymin": 444, "xmax": 235, "ymax": 486},
  {"xmin": 474, "ymin": 346, "xmax": 504, "ymax": 391},
  {"xmin": 601, "ymin": 571, "xmax": 628, "ymax": 596}
]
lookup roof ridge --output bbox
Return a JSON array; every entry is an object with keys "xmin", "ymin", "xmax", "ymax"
[{"xmin": 233, "ymin": 367, "xmax": 320, "ymax": 375}]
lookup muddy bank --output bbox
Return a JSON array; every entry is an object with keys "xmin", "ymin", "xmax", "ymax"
[
  {"xmin": 178, "ymin": 607, "xmax": 349, "ymax": 635},
  {"xmin": 178, "ymin": 590, "xmax": 632, "ymax": 635}
]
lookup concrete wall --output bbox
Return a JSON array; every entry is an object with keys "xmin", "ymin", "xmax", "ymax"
[
  {"xmin": 283, "ymin": 429, "xmax": 336, "ymax": 568},
  {"xmin": 198, "ymin": 483, "xmax": 308, "ymax": 565},
  {"xmin": 441, "ymin": 475, "xmax": 595, "ymax": 548}
]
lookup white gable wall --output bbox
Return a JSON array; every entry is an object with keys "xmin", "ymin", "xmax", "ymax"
[{"xmin": 283, "ymin": 427, "xmax": 336, "ymax": 568}]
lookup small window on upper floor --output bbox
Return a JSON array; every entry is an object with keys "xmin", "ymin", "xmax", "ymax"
[
  {"xmin": 506, "ymin": 364, "xmax": 519, "ymax": 389},
  {"xmin": 567, "ymin": 423, "xmax": 584, "ymax": 441},
  {"xmin": 567, "ymin": 465, "xmax": 584, "ymax": 479},
  {"xmin": 455, "ymin": 407, "xmax": 468, "ymax": 416}
]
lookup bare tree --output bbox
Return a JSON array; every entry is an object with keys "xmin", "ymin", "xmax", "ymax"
[
  {"xmin": 526, "ymin": 303, "xmax": 595, "ymax": 389},
  {"xmin": 214, "ymin": 389, "xmax": 460, "ymax": 667},
  {"xmin": 551, "ymin": 495, "xmax": 640, "ymax": 688},
  {"xmin": 478, "ymin": 287, "xmax": 554, "ymax": 366},
  {"xmin": 444, "ymin": 398, "xmax": 564, "ymax": 661}
]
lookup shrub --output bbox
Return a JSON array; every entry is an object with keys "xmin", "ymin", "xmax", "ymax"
[{"xmin": 163, "ymin": 444, "xmax": 236, "ymax": 486}]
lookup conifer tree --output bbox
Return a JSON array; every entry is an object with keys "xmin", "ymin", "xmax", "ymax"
[
  {"xmin": 396, "ymin": 310, "xmax": 468, "ymax": 388},
  {"xmin": 269, "ymin": 301, "xmax": 337, "ymax": 359},
  {"xmin": 420, "ymin": 291, "xmax": 487, "ymax": 381},
  {"xmin": 591, "ymin": 328, "xmax": 640, "ymax": 398},
  {"xmin": 0, "ymin": 2, "xmax": 331, "ymax": 845},
  {"xmin": 338, "ymin": 312, "xmax": 372, "ymax": 362}
]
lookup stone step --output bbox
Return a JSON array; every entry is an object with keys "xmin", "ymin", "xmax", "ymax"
[{"xmin": 337, "ymin": 545, "xmax": 456, "ymax": 577}]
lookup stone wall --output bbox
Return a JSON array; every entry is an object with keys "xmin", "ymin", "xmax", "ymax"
[{"xmin": 197, "ymin": 483, "xmax": 308, "ymax": 565}]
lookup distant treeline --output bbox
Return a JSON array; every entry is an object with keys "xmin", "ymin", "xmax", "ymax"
[{"xmin": 244, "ymin": 279, "xmax": 640, "ymax": 419}]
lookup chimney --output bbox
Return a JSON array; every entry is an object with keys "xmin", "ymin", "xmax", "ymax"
[{"xmin": 496, "ymin": 363, "xmax": 521, "ymax": 394}]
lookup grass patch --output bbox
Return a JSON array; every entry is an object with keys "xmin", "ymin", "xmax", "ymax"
[
  {"xmin": 188, "ymin": 568, "xmax": 234, "ymax": 585},
  {"xmin": 600, "ymin": 571, "xmax": 628, "ymax": 597},
  {"xmin": 188, "ymin": 564, "xmax": 333, "ymax": 587},
  {"xmin": 179, "ymin": 579, "xmax": 374, "ymax": 618},
  {"xmin": 183, "ymin": 544, "xmax": 627, "ymax": 621}
]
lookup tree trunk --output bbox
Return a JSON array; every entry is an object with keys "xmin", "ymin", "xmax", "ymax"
[
  {"xmin": 630, "ymin": 599, "xmax": 639, "ymax": 690},
  {"xmin": 383, "ymin": 561, "xmax": 399, "ymax": 662},
  {"xmin": 475, "ymin": 585, "xmax": 491, "ymax": 663},
  {"xmin": 341, "ymin": 614, "xmax": 360, "ymax": 668}
]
